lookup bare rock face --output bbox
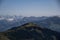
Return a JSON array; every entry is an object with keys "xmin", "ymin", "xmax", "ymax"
[{"xmin": 0, "ymin": 22, "xmax": 60, "ymax": 40}]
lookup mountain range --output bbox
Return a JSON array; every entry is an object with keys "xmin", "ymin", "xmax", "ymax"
[{"xmin": 0, "ymin": 16, "xmax": 60, "ymax": 32}]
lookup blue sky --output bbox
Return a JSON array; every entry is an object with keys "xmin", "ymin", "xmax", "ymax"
[{"xmin": 0, "ymin": 0, "xmax": 60, "ymax": 17}]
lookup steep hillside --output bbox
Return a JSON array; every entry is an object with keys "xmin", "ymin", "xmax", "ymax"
[{"xmin": 0, "ymin": 22, "xmax": 60, "ymax": 40}]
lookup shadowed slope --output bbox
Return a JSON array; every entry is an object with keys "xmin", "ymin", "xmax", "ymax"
[{"xmin": 0, "ymin": 22, "xmax": 60, "ymax": 40}]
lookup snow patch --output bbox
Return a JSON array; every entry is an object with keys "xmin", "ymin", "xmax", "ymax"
[{"xmin": 7, "ymin": 18, "xmax": 14, "ymax": 21}]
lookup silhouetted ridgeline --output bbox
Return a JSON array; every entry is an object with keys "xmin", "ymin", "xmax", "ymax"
[{"xmin": 0, "ymin": 22, "xmax": 60, "ymax": 40}]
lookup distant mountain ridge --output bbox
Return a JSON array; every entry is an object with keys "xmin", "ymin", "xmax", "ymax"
[
  {"xmin": 0, "ymin": 22, "xmax": 60, "ymax": 40},
  {"xmin": 33, "ymin": 16, "xmax": 60, "ymax": 32},
  {"xmin": 0, "ymin": 16, "xmax": 60, "ymax": 32}
]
